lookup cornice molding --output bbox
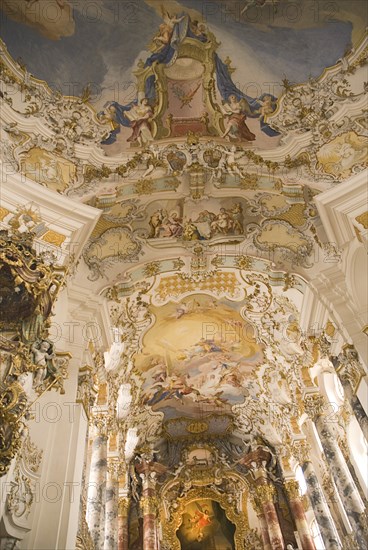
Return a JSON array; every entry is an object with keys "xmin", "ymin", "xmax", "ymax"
[
  {"xmin": 315, "ymin": 170, "xmax": 368, "ymax": 247},
  {"xmin": 67, "ymin": 282, "xmax": 113, "ymax": 350},
  {"xmin": 0, "ymin": 170, "xmax": 101, "ymax": 262}
]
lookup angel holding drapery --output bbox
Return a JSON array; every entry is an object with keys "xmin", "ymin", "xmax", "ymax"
[{"xmin": 149, "ymin": 6, "xmax": 186, "ymax": 52}]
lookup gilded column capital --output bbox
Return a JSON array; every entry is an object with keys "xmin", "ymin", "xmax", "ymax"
[
  {"xmin": 118, "ymin": 496, "xmax": 130, "ymax": 516},
  {"xmin": 75, "ymin": 498, "xmax": 94, "ymax": 550},
  {"xmin": 341, "ymin": 399, "xmax": 352, "ymax": 423},
  {"xmin": 107, "ymin": 459, "xmax": 120, "ymax": 480},
  {"xmin": 292, "ymin": 440, "xmax": 311, "ymax": 465},
  {"xmin": 341, "ymin": 533, "xmax": 359, "ymax": 549},
  {"xmin": 140, "ymin": 495, "xmax": 159, "ymax": 514},
  {"xmin": 255, "ymin": 484, "xmax": 275, "ymax": 504},
  {"xmin": 322, "ymin": 473, "xmax": 337, "ymax": 503},
  {"xmin": 91, "ymin": 412, "xmax": 114, "ymax": 438},
  {"xmin": 315, "ymin": 333, "xmax": 332, "ymax": 358},
  {"xmin": 360, "ymin": 509, "xmax": 368, "ymax": 536},
  {"xmin": 303, "ymin": 393, "xmax": 325, "ymax": 420},
  {"xmin": 284, "ymin": 480, "xmax": 301, "ymax": 500},
  {"xmin": 337, "ymin": 345, "xmax": 365, "ymax": 393}
]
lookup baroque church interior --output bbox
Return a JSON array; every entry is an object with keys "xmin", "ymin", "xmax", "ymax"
[{"xmin": 0, "ymin": 1, "xmax": 367, "ymax": 549}]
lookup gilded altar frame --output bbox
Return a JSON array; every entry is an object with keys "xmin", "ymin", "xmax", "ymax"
[{"xmin": 161, "ymin": 486, "xmax": 249, "ymax": 550}]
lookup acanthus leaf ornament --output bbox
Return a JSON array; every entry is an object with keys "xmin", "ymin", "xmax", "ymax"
[
  {"xmin": 303, "ymin": 393, "xmax": 325, "ymax": 420},
  {"xmin": 284, "ymin": 479, "xmax": 301, "ymax": 501},
  {"xmin": 254, "ymin": 484, "xmax": 276, "ymax": 505}
]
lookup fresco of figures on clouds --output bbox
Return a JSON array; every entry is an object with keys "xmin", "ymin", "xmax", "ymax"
[
  {"xmin": 135, "ymin": 295, "xmax": 263, "ymax": 421},
  {"xmin": 136, "ymin": 197, "xmax": 253, "ymax": 241}
]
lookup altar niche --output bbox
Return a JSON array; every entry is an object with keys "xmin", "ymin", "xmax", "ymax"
[
  {"xmin": 161, "ymin": 484, "xmax": 249, "ymax": 550},
  {"xmin": 177, "ymin": 499, "xmax": 235, "ymax": 550}
]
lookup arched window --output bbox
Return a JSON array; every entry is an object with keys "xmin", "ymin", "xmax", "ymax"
[{"xmin": 295, "ymin": 465, "xmax": 307, "ymax": 495}]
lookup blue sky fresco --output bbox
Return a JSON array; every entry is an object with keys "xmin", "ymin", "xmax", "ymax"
[{"xmin": 0, "ymin": 0, "xmax": 355, "ymax": 102}]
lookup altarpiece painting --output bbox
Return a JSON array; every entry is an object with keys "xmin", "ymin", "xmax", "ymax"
[{"xmin": 177, "ymin": 499, "xmax": 235, "ymax": 550}]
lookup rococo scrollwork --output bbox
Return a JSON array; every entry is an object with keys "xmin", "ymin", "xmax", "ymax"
[
  {"xmin": 0, "ymin": 227, "xmax": 70, "ymax": 476},
  {"xmin": 0, "ymin": 3, "xmax": 367, "ymax": 549}
]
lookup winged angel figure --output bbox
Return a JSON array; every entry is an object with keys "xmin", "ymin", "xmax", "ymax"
[
  {"xmin": 184, "ymin": 502, "xmax": 214, "ymax": 541},
  {"xmin": 149, "ymin": 7, "xmax": 186, "ymax": 52}
]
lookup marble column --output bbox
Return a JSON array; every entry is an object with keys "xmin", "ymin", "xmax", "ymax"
[
  {"xmin": 314, "ymin": 414, "xmax": 366, "ymax": 549},
  {"xmin": 332, "ymin": 353, "xmax": 368, "ymax": 441},
  {"xmin": 340, "ymin": 378, "xmax": 368, "ymax": 440},
  {"xmin": 341, "ymin": 454, "xmax": 367, "ymax": 506},
  {"xmin": 136, "ymin": 461, "xmax": 161, "ymax": 550},
  {"xmin": 117, "ymin": 497, "xmax": 130, "ymax": 550},
  {"xmin": 86, "ymin": 430, "xmax": 108, "ymax": 549},
  {"xmin": 255, "ymin": 484, "xmax": 285, "ymax": 550},
  {"xmin": 140, "ymin": 480, "xmax": 158, "ymax": 550},
  {"xmin": 104, "ymin": 461, "xmax": 119, "ymax": 550},
  {"xmin": 254, "ymin": 502, "xmax": 272, "ymax": 550},
  {"xmin": 302, "ymin": 460, "xmax": 342, "ymax": 550},
  {"xmin": 284, "ymin": 480, "xmax": 316, "ymax": 550}
]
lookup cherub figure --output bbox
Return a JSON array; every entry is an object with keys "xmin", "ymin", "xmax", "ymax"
[
  {"xmin": 32, "ymin": 339, "xmax": 56, "ymax": 388},
  {"xmin": 256, "ymin": 94, "xmax": 276, "ymax": 117},
  {"xmin": 142, "ymin": 145, "xmax": 162, "ymax": 178},
  {"xmin": 97, "ymin": 103, "xmax": 120, "ymax": 130},
  {"xmin": 223, "ymin": 145, "xmax": 246, "ymax": 177}
]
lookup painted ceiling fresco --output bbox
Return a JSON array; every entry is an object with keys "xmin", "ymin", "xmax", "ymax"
[
  {"xmin": 135, "ymin": 295, "xmax": 263, "ymax": 421},
  {"xmin": 104, "ymin": 266, "xmax": 310, "ymax": 447},
  {"xmin": 0, "ymin": 0, "xmax": 365, "ymax": 155},
  {"xmin": 0, "ymin": 0, "xmax": 367, "ymax": 484},
  {"xmin": 1, "ymin": 0, "xmax": 360, "ymax": 95}
]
